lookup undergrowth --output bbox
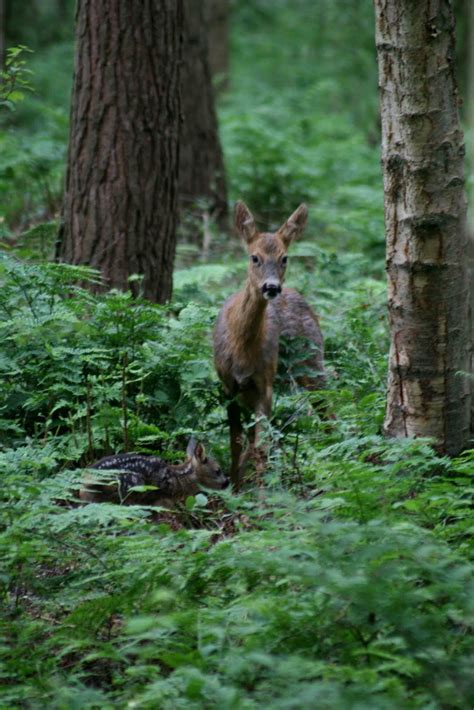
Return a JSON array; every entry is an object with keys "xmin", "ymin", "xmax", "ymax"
[{"xmin": 1, "ymin": 250, "xmax": 473, "ymax": 709}]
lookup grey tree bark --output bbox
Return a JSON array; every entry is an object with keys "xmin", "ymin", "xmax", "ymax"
[
  {"xmin": 58, "ymin": 0, "xmax": 183, "ymax": 304},
  {"xmin": 467, "ymin": 0, "xmax": 474, "ymax": 433},
  {"xmin": 453, "ymin": 0, "xmax": 472, "ymax": 110},
  {"xmin": 374, "ymin": 0, "xmax": 471, "ymax": 454}
]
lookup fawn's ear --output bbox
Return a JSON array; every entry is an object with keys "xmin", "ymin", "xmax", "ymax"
[
  {"xmin": 194, "ymin": 442, "xmax": 206, "ymax": 461},
  {"xmin": 235, "ymin": 201, "xmax": 257, "ymax": 244},
  {"xmin": 186, "ymin": 437, "xmax": 206, "ymax": 461},
  {"xmin": 186, "ymin": 437, "xmax": 197, "ymax": 459},
  {"xmin": 277, "ymin": 203, "xmax": 308, "ymax": 247}
]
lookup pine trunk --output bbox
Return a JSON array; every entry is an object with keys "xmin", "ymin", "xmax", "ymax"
[
  {"xmin": 374, "ymin": 0, "xmax": 471, "ymax": 454},
  {"xmin": 58, "ymin": 0, "xmax": 183, "ymax": 304},
  {"xmin": 179, "ymin": 0, "xmax": 228, "ymax": 237}
]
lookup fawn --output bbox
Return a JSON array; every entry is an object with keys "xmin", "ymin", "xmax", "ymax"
[
  {"xmin": 79, "ymin": 438, "xmax": 229, "ymax": 505},
  {"xmin": 213, "ymin": 201, "xmax": 325, "ymax": 487}
]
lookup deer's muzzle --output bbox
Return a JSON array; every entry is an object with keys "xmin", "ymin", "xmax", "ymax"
[{"xmin": 262, "ymin": 282, "xmax": 282, "ymax": 300}]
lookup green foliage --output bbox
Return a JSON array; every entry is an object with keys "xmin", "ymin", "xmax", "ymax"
[
  {"xmin": 1, "ymin": 249, "xmax": 473, "ymax": 708},
  {"xmin": 0, "ymin": 255, "xmax": 220, "ymax": 458},
  {"xmin": 221, "ymin": 103, "xmax": 384, "ymax": 255},
  {"xmin": 221, "ymin": 0, "xmax": 384, "ymax": 256},
  {"xmin": 0, "ymin": 130, "xmax": 66, "ymax": 235},
  {"xmin": 0, "ymin": 46, "xmax": 34, "ymax": 111},
  {"xmin": 1, "ymin": 42, "xmax": 72, "ymax": 234}
]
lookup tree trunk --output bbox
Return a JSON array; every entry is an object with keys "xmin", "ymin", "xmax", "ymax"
[
  {"xmin": 206, "ymin": 0, "xmax": 230, "ymax": 92},
  {"xmin": 179, "ymin": 0, "xmax": 228, "ymax": 239},
  {"xmin": 453, "ymin": 0, "xmax": 470, "ymax": 111},
  {"xmin": 58, "ymin": 0, "xmax": 183, "ymax": 304},
  {"xmin": 374, "ymin": 0, "xmax": 471, "ymax": 455},
  {"xmin": 467, "ymin": 0, "xmax": 474, "ymax": 433}
]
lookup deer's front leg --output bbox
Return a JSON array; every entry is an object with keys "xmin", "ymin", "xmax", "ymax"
[
  {"xmin": 241, "ymin": 385, "xmax": 272, "ymax": 486},
  {"xmin": 256, "ymin": 386, "xmax": 273, "ymax": 485},
  {"xmin": 228, "ymin": 400, "xmax": 244, "ymax": 490}
]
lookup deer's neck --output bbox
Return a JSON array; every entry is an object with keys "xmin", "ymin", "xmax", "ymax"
[
  {"xmin": 230, "ymin": 281, "xmax": 268, "ymax": 350},
  {"xmin": 167, "ymin": 461, "xmax": 199, "ymax": 496}
]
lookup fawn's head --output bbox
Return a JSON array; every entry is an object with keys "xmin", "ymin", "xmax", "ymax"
[
  {"xmin": 186, "ymin": 438, "xmax": 229, "ymax": 490},
  {"xmin": 235, "ymin": 201, "xmax": 308, "ymax": 301}
]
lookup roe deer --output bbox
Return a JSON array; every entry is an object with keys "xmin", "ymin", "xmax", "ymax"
[
  {"xmin": 79, "ymin": 438, "xmax": 229, "ymax": 505},
  {"xmin": 213, "ymin": 201, "xmax": 325, "ymax": 488}
]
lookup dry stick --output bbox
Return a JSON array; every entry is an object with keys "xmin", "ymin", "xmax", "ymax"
[
  {"xmin": 291, "ymin": 432, "xmax": 304, "ymax": 492},
  {"xmin": 101, "ymin": 374, "xmax": 111, "ymax": 453},
  {"xmin": 136, "ymin": 378, "xmax": 142, "ymax": 422},
  {"xmin": 122, "ymin": 352, "xmax": 129, "ymax": 451},
  {"xmin": 104, "ymin": 420, "xmax": 110, "ymax": 454},
  {"xmin": 202, "ymin": 209, "xmax": 212, "ymax": 261},
  {"xmin": 42, "ymin": 405, "xmax": 52, "ymax": 444},
  {"xmin": 70, "ymin": 413, "xmax": 79, "ymax": 451},
  {"xmin": 85, "ymin": 370, "xmax": 93, "ymax": 457}
]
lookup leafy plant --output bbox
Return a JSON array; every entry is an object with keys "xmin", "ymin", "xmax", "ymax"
[{"xmin": 0, "ymin": 46, "xmax": 33, "ymax": 111}]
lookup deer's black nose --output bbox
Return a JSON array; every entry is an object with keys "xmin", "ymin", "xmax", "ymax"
[{"xmin": 262, "ymin": 282, "xmax": 282, "ymax": 299}]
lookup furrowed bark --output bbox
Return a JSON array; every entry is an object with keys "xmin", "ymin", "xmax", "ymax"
[
  {"xmin": 58, "ymin": 0, "xmax": 183, "ymax": 304},
  {"xmin": 468, "ymin": 0, "xmax": 474, "ymax": 434},
  {"xmin": 374, "ymin": 0, "xmax": 470, "ymax": 454}
]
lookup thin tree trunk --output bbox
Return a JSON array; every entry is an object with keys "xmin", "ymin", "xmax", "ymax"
[
  {"xmin": 467, "ymin": 0, "xmax": 474, "ymax": 433},
  {"xmin": 206, "ymin": 0, "xmax": 230, "ymax": 92},
  {"xmin": 179, "ymin": 0, "xmax": 228, "ymax": 238},
  {"xmin": 374, "ymin": 0, "xmax": 470, "ymax": 455},
  {"xmin": 58, "ymin": 0, "xmax": 183, "ymax": 304}
]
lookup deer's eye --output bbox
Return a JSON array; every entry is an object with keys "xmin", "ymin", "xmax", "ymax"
[
  {"xmin": 251, "ymin": 255, "xmax": 260, "ymax": 266},
  {"xmin": 281, "ymin": 255, "xmax": 288, "ymax": 266}
]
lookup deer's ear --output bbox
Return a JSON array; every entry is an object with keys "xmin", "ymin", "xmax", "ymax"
[
  {"xmin": 278, "ymin": 203, "xmax": 308, "ymax": 246},
  {"xmin": 235, "ymin": 201, "xmax": 257, "ymax": 244},
  {"xmin": 187, "ymin": 437, "xmax": 206, "ymax": 461},
  {"xmin": 194, "ymin": 442, "xmax": 206, "ymax": 462},
  {"xmin": 186, "ymin": 437, "xmax": 198, "ymax": 459}
]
